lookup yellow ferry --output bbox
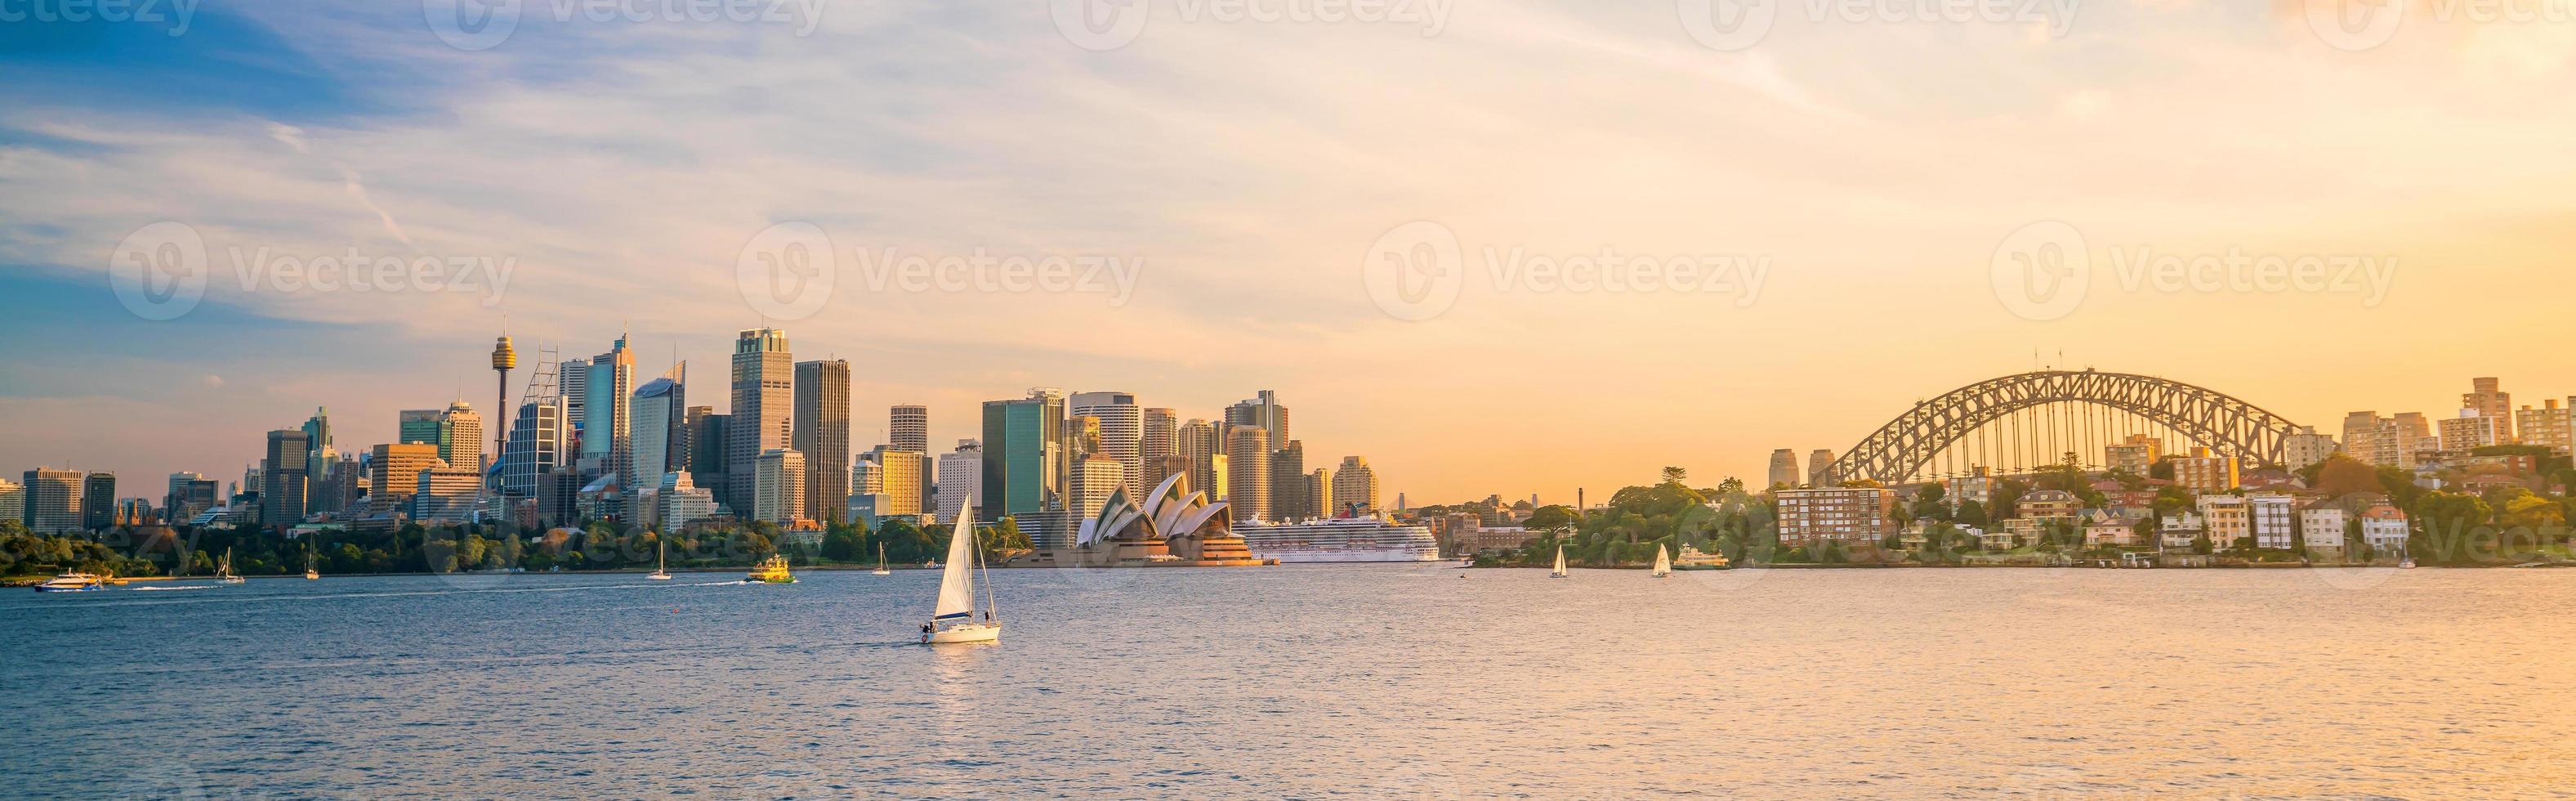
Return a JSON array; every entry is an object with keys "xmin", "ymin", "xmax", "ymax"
[{"xmin": 746, "ymin": 554, "xmax": 796, "ymax": 584}]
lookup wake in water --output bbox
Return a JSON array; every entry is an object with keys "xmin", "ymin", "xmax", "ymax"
[{"xmin": 130, "ymin": 584, "xmax": 223, "ymax": 592}]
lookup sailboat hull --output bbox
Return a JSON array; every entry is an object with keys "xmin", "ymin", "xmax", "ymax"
[{"xmin": 925, "ymin": 623, "xmax": 1001, "ymax": 644}]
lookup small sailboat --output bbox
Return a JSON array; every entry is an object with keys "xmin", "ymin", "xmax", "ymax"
[
  {"xmin": 1550, "ymin": 544, "xmax": 1569, "ymax": 578},
  {"xmin": 747, "ymin": 553, "xmax": 795, "ymax": 584},
  {"xmin": 2400, "ymin": 556, "xmax": 2418, "ymax": 570},
  {"xmin": 922, "ymin": 506, "xmax": 1001, "ymax": 644},
  {"xmin": 215, "ymin": 548, "xmax": 246, "ymax": 584},
  {"xmin": 1652, "ymin": 544, "xmax": 1672, "ymax": 578},
  {"xmin": 872, "ymin": 543, "xmax": 891, "ymax": 575},
  {"xmin": 649, "ymin": 535, "xmax": 672, "ymax": 580},
  {"xmin": 303, "ymin": 545, "xmax": 320, "ymax": 580}
]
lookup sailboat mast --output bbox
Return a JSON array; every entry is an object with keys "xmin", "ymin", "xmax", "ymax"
[{"xmin": 974, "ymin": 522, "xmax": 998, "ymax": 620}]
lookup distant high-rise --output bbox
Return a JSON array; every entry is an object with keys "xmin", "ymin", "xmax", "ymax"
[
  {"xmin": 80, "ymin": 471, "xmax": 116, "ymax": 532},
  {"xmin": 20, "ymin": 468, "xmax": 81, "ymax": 534},
  {"xmin": 727, "ymin": 328, "xmax": 793, "ymax": 515},
  {"xmin": 261, "ymin": 430, "xmax": 310, "ymax": 528},
  {"xmin": 935, "ymin": 439, "xmax": 983, "ymax": 525},
  {"xmin": 0, "ymin": 479, "xmax": 22, "ymax": 526},
  {"xmin": 440, "ymin": 400, "xmax": 485, "ymax": 473},
  {"xmin": 301, "ymin": 406, "xmax": 333, "ymax": 479},
  {"xmin": 889, "ymin": 405, "xmax": 930, "ymax": 454},
  {"xmin": 752, "ymin": 448, "xmax": 807, "ymax": 525},
  {"xmin": 981, "ymin": 388, "xmax": 1068, "ymax": 534},
  {"xmin": 1767, "ymin": 449, "xmax": 1800, "ymax": 490},
  {"xmin": 685, "ymin": 405, "xmax": 725, "ymax": 501},
  {"xmin": 1226, "ymin": 427, "xmax": 1270, "ymax": 523},
  {"xmin": 503, "ymin": 396, "xmax": 569, "ymax": 502},
  {"xmin": 795, "ymin": 359, "xmax": 851, "ymax": 523},
  {"xmin": 1309, "ymin": 467, "xmax": 1334, "ymax": 519},
  {"xmin": 1069, "ymin": 453, "xmax": 1127, "ymax": 521},
  {"xmin": 1330, "ymin": 456, "xmax": 1378, "ymax": 516},
  {"xmin": 164, "ymin": 472, "xmax": 214, "ymax": 524},
  {"xmin": 1225, "ymin": 390, "xmax": 1291, "ymax": 446},
  {"xmin": 398, "ymin": 409, "xmax": 444, "ymax": 449},
  {"xmin": 1140, "ymin": 407, "xmax": 1179, "ymax": 490},
  {"xmin": 632, "ymin": 362, "xmax": 688, "ymax": 499},
  {"xmin": 1070, "ymin": 392, "xmax": 1143, "ymax": 498},
  {"xmin": 583, "ymin": 334, "xmax": 636, "ymax": 494},
  {"xmin": 368, "ymin": 443, "xmax": 446, "ymax": 514},
  {"xmin": 491, "ymin": 334, "xmax": 516, "ymax": 472},
  {"xmin": 2464, "ymin": 377, "xmax": 2512, "ymax": 442},
  {"xmin": 1807, "ymin": 449, "xmax": 1835, "ymax": 488},
  {"xmin": 1268, "ymin": 440, "xmax": 1308, "ymax": 522},
  {"xmin": 557, "ymin": 358, "xmax": 590, "ymax": 421},
  {"xmin": 869, "ymin": 446, "xmax": 926, "ymax": 517},
  {"xmin": 1177, "ymin": 418, "xmax": 1220, "ymax": 506}
]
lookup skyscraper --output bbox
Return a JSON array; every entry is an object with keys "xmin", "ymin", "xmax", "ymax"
[
  {"xmin": 890, "ymin": 404, "xmax": 930, "ymax": 454},
  {"xmin": 752, "ymin": 447, "xmax": 806, "ymax": 525},
  {"xmin": 794, "ymin": 359, "xmax": 851, "ymax": 523},
  {"xmin": 1269, "ymin": 440, "xmax": 1307, "ymax": 522},
  {"xmin": 1070, "ymin": 392, "xmax": 1143, "ymax": 498},
  {"xmin": 1225, "ymin": 427, "xmax": 1270, "ymax": 523},
  {"xmin": 1309, "ymin": 467, "xmax": 1333, "ymax": 519},
  {"xmin": 1331, "ymin": 456, "xmax": 1379, "ymax": 516},
  {"xmin": 398, "ymin": 409, "xmax": 444, "ymax": 450},
  {"xmin": 727, "ymin": 328, "xmax": 793, "ymax": 515},
  {"xmin": 869, "ymin": 446, "xmax": 926, "ymax": 517},
  {"xmin": 0, "ymin": 479, "xmax": 22, "ymax": 526},
  {"xmin": 685, "ymin": 405, "xmax": 725, "ymax": 499},
  {"xmin": 1140, "ymin": 407, "xmax": 1179, "ymax": 490},
  {"xmin": 261, "ymin": 430, "xmax": 309, "ymax": 528},
  {"xmin": 1178, "ymin": 418, "xmax": 1220, "ymax": 506},
  {"xmin": 1225, "ymin": 389, "xmax": 1291, "ymax": 447},
  {"xmin": 583, "ymin": 335, "xmax": 636, "ymax": 490},
  {"xmin": 503, "ymin": 396, "xmax": 569, "ymax": 502},
  {"xmin": 440, "ymin": 400, "xmax": 484, "ymax": 473},
  {"xmin": 81, "ymin": 472, "xmax": 116, "ymax": 532},
  {"xmin": 935, "ymin": 439, "xmax": 982, "ymax": 525},
  {"xmin": 1069, "ymin": 454, "xmax": 1127, "ymax": 521},
  {"xmin": 165, "ymin": 472, "xmax": 212, "ymax": 524},
  {"xmin": 301, "ymin": 406, "xmax": 333, "ymax": 479},
  {"xmin": 368, "ymin": 443, "xmax": 445, "ymax": 515},
  {"xmin": 1768, "ymin": 449, "xmax": 1801, "ymax": 490},
  {"xmin": 981, "ymin": 388, "xmax": 1067, "ymax": 535},
  {"xmin": 557, "ymin": 357, "xmax": 589, "ymax": 421},
  {"xmin": 20, "ymin": 468, "xmax": 82, "ymax": 535},
  {"xmin": 632, "ymin": 362, "xmax": 687, "ymax": 496}
]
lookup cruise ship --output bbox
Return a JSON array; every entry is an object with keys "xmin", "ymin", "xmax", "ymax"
[{"xmin": 1238, "ymin": 517, "xmax": 1441, "ymax": 563}]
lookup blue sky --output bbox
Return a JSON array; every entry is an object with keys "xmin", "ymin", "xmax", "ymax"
[{"xmin": 5, "ymin": 0, "xmax": 2574, "ymax": 500}]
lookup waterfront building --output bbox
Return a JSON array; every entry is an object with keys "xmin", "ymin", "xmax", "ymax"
[
  {"xmin": 981, "ymin": 388, "xmax": 1068, "ymax": 531},
  {"xmin": 1773, "ymin": 486, "xmax": 1895, "ymax": 548},
  {"xmin": 1140, "ymin": 407, "xmax": 1179, "ymax": 490},
  {"xmin": 413, "ymin": 466, "xmax": 482, "ymax": 523},
  {"xmin": 2082, "ymin": 510, "xmax": 2144, "ymax": 547},
  {"xmin": 2513, "ymin": 400, "xmax": 2571, "ymax": 456},
  {"xmin": 2342, "ymin": 410, "xmax": 2432, "ymax": 468},
  {"xmin": 631, "ymin": 363, "xmax": 688, "ymax": 495},
  {"xmin": 1269, "ymin": 440, "xmax": 1308, "ymax": 522},
  {"xmin": 1070, "ymin": 392, "xmax": 1143, "ymax": 498},
  {"xmin": 2462, "ymin": 377, "xmax": 2512, "ymax": 441},
  {"xmin": 2360, "ymin": 503, "xmax": 2409, "ymax": 554},
  {"xmin": 869, "ymin": 446, "xmax": 926, "ymax": 517},
  {"xmin": 2002, "ymin": 489, "xmax": 2081, "ymax": 544},
  {"xmin": 752, "ymin": 447, "xmax": 807, "ymax": 525},
  {"xmin": 80, "ymin": 471, "xmax": 117, "ymax": 533},
  {"xmin": 2438, "ymin": 409, "xmax": 2506, "ymax": 453},
  {"xmin": 1944, "ymin": 467, "xmax": 1995, "ymax": 508},
  {"xmin": 261, "ymin": 429, "xmax": 310, "ymax": 528},
  {"xmin": 889, "ymin": 404, "xmax": 930, "ymax": 454},
  {"xmin": 1034, "ymin": 472, "xmax": 1263, "ymax": 567},
  {"xmin": 793, "ymin": 359, "xmax": 850, "ymax": 522},
  {"xmin": 727, "ymin": 328, "xmax": 793, "ymax": 515},
  {"xmin": 935, "ymin": 439, "xmax": 982, "ymax": 525},
  {"xmin": 1225, "ymin": 427, "xmax": 1270, "ymax": 523},
  {"xmin": 2172, "ymin": 447, "xmax": 2240, "ymax": 493},
  {"xmin": 368, "ymin": 443, "xmax": 446, "ymax": 514},
  {"xmin": 1225, "ymin": 390, "xmax": 1290, "ymax": 449},
  {"xmin": 1331, "ymin": 456, "xmax": 1379, "ymax": 515},
  {"xmin": 2159, "ymin": 511, "xmax": 2206, "ymax": 549},
  {"xmin": 2105, "ymin": 434, "xmax": 2163, "ymax": 475},
  {"xmin": 2248, "ymin": 493, "xmax": 2297, "ymax": 549},
  {"xmin": 21, "ymin": 468, "xmax": 82, "ymax": 535},
  {"xmin": 2300, "ymin": 502, "xmax": 2351, "ymax": 554},
  {"xmin": 1768, "ymin": 449, "xmax": 1800, "ymax": 490},
  {"xmin": 658, "ymin": 472, "xmax": 716, "ymax": 531},
  {"xmin": 2195, "ymin": 494, "xmax": 2251, "ymax": 549}
]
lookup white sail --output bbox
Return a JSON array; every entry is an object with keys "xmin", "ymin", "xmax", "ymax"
[
  {"xmin": 1653, "ymin": 544, "xmax": 1672, "ymax": 575},
  {"xmin": 1552, "ymin": 545, "xmax": 1568, "ymax": 575},
  {"xmin": 933, "ymin": 508, "xmax": 979, "ymax": 620}
]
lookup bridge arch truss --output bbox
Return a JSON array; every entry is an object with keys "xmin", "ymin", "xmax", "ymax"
[{"xmin": 1825, "ymin": 370, "xmax": 2307, "ymax": 486}]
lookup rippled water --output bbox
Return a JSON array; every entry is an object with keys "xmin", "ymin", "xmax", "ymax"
[{"xmin": 6, "ymin": 564, "xmax": 2573, "ymax": 799}]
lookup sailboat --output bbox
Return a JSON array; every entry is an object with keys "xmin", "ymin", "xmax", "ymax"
[
  {"xmin": 649, "ymin": 534, "xmax": 672, "ymax": 580},
  {"xmin": 872, "ymin": 543, "xmax": 891, "ymax": 575},
  {"xmin": 1652, "ymin": 544, "xmax": 1672, "ymax": 578},
  {"xmin": 1550, "ymin": 544, "xmax": 1569, "ymax": 578},
  {"xmin": 304, "ymin": 545, "xmax": 320, "ymax": 580},
  {"xmin": 216, "ymin": 548, "xmax": 246, "ymax": 584},
  {"xmin": 922, "ymin": 506, "xmax": 1001, "ymax": 644}
]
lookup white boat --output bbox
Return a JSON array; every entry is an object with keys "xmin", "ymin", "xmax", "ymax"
[
  {"xmin": 872, "ymin": 543, "xmax": 891, "ymax": 575},
  {"xmin": 33, "ymin": 572, "xmax": 107, "ymax": 593},
  {"xmin": 216, "ymin": 548, "xmax": 246, "ymax": 584},
  {"xmin": 1651, "ymin": 544, "xmax": 1672, "ymax": 578},
  {"xmin": 1550, "ymin": 545, "xmax": 1569, "ymax": 578},
  {"xmin": 304, "ymin": 545, "xmax": 320, "ymax": 580},
  {"xmin": 649, "ymin": 535, "xmax": 672, "ymax": 580},
  {"xmin": 922, "ymin": 505, "xmax": 1001, "ymax": 644},
  {"xmin": 1236, "ymin": 517, "xmax": 1441, "ymax": 563},
  {"xmin": 2400, "ymin": 557, "xmax": 2417, "ymax": 569}
]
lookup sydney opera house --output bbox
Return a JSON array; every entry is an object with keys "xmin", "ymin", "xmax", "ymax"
[{"xmin": 1010, "ymin": 474, "xmax": 1273, "ymax": 567}]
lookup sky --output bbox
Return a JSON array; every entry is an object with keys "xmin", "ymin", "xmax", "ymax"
[{"xmin": 3, "ymin": 0, "xmax": 2574, "ymax": 504}]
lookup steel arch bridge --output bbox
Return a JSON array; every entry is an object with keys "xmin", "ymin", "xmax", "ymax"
[{"xmin": 1824, "ymin": 369, "xmax": 2307, "ymax": 486}]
